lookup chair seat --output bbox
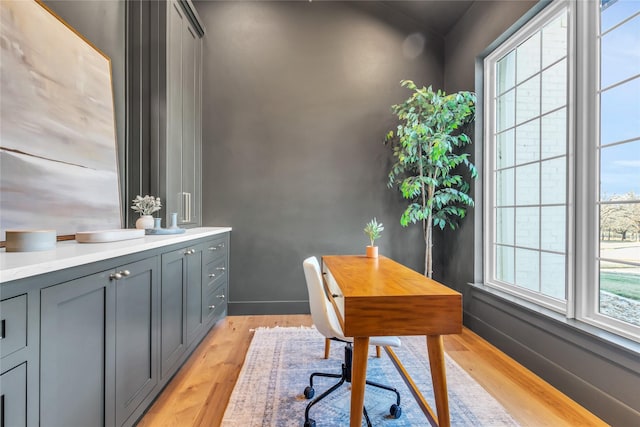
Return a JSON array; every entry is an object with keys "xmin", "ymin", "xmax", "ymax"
[
  {"xmin": 331, "ymin": 334, "xmax": 401, "ymax": 348},
  {"xmin": 369, "ymin": 335, "xmax": 401, "ymax": 347}
]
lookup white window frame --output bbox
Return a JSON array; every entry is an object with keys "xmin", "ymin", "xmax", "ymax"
[
  {"xmin": 483, "ymin": 0, "xmax": 640, "ymax": 342},
  {"xmin": 483, "ymin": 0, "xmax": 574, "ymax": 314},
  {"xmin": 575, "ymin": 0, "xmax": 640, "ymax": 342}
]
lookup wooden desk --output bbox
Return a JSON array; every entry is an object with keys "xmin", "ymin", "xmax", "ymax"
[{"xmin": 322, "ymin": 255, "xmax": 462, "ymax": 427}]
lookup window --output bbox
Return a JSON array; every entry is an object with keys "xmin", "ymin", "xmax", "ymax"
[{"xmin": 484, "ymin": 0, "xmax": 640, "ymax": 341}]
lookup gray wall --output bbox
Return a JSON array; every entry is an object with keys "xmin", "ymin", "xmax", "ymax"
[
  {"xmin": 440, "ymin": 2, "xmax": 640, "ymax": 425},
  {"xmin": 43, "ymin": 1, "xmax": 127, "ymax": 211},
  {"xmin": 198, "ymin": 1, "xmax": 441, "ymax": 314}
]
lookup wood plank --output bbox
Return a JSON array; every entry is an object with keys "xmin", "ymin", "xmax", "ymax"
[{"xmin": 138, "ymin": 315, "xmax": 607, "ymax": 427}]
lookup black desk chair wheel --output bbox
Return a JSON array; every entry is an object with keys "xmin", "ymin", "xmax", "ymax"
[{"xmin": 302, "ymin": 340, "xmax": 401, "ymax": 427}]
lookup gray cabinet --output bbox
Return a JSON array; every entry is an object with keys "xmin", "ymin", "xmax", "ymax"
[
  {"xmin": 160, "ymin": 249, "xmax": 186, "ymax": 378},
  {"xmin": 0, "ymin": 363, "xmax": 27, "ymax": 427},
  {"xmin": 166, "ymin": 0, "xmax": 203, "ymax": 228},
  {"xmin": 145, "ymin": 0, "xmax": 204, "ymax": 229},
  {"xmin": 40, "ymin": 258, "xmax": 158, "ymax": 427},
  {"xmin": 160, "ymin": 242, "xmax": 205, "ymax": 378},
  {"xmin": 202, "ymin": 237, "xmax": 229, "ymax": 324},
  {"xmin": 40, "ymin": 270, "xmax": 112, "ymax": 427},
  {"xmin": 0, "ymin": 230, "xmax": 229, "ymax": 427},
  {"xmin": 1, "ymin": 294, "xmax": 33, "ymax": 427},
  {"xmin": 114, "ymin": 258, "xmax": 159, "ymax": 427},
  {"xmin": 0, "ymin": 295, "xmax": 27, "ymax": 359}
]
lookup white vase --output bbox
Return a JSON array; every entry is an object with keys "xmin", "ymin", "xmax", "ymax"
[{"xmin": 136, "ymin": 215, "xmax": 154, "ymax": 230}]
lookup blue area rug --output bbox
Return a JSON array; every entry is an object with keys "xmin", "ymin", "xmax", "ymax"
[{"xmin": 221, "ymin": 327, "xmax": 519, "ymax": 426}]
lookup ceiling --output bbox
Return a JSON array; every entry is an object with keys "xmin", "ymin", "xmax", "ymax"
[{"xmin": 381, "ymin": 1, "xmax": 474, "ymax": 36}]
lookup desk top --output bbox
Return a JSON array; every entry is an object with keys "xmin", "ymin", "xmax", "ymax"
[{"xmin": 323, "ymin": 255, "xmax": 462, "ymax": 337}]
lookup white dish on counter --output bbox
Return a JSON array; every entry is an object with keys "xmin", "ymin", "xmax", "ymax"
[{"xmin": 76, "ymin": 229, "xmax": 145, "ymax": 243}]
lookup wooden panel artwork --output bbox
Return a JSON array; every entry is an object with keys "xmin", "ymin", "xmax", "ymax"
[{"xmin": 0, "ymin": 0, "xmax": 121, "ymax": 242}]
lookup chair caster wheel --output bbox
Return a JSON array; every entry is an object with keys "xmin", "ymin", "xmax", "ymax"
[
  {"xmin": 304, "ymin": 386, "xmax": 315, "ymax": 399},
  {"xmin": 390, "ymin": 404, "xmax": 402, "ymax": 419},
  {"xmin": 304, "ymin": 418, "xmax": 316, "ymax": 427}
]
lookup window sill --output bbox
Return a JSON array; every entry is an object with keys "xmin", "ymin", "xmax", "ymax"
[{"xmin": 467, "ymin": 281, "xmax": 640, "ymax": 360}]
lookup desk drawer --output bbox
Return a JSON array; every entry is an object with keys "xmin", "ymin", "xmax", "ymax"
[
  {"xmin": 204, "ymin": 257, "xmax": 227, "ymax": 293},
  {"xmin": 321, "ymin": 266, "xmax": 345, "ymax": 320},
  {"xmin": 0, "ymin": 295, "xmax": 27, "ymax": 359}
]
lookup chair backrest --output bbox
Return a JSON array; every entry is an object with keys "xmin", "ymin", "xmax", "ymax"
[{"xmin": 303, "ymin": 256, "xmax": 345, "ymax": 340}]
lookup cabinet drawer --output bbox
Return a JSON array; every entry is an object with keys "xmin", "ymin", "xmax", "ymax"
[
  {"xmin": 204, "ymin": 257, "xmax": 227, "ymax": 293},
  {"xmin": 203, "ymin": 236, "xmax": 227, "ymax": 264},
  {"xmin": 0, "ymin": 363, "xmax": 27, "ymax": 427},
  {"xmin": 0, "ymin": 295, "xmax": 27, "ymax": 359},
  {"xmin": 203, "ymin": 283, "xmax": 226, "ymax": 323}
]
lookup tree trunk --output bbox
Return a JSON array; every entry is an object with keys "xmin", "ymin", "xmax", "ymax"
[
  {"xmin": 425, "ymin": 212, "xmax": 433, "ymax": 278},
  {"xmin": 425, "ymin": 183, "xmax": 435, "ymax": 278}
]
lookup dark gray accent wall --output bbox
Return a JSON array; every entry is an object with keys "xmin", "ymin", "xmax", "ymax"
[
  {"xmin": 440, "ymin": 2, "xmax": 640, "ymax": 425},
  {"xmin": 197, "ymin": 1, "xmax": 443, "ymax": 314},
  {"xmin": 43, "ymin": 1, "xmax": 127, "ymax": 214}
]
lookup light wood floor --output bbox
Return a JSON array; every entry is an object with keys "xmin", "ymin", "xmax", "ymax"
[{"xmin": 137, "ymin": 315, "xmax": 608, "ymax": 427}]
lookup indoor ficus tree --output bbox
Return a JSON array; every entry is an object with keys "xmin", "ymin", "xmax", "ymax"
[{"xmin": 385, "ymin": 80, "xmax": 477, "ymax": 278}]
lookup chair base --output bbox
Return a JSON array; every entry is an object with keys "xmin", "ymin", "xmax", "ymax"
[{"xmin": 303, "ymin": 342, "xmax": 401, "ymax": 426}]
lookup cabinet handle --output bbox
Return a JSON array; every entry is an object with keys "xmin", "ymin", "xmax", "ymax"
[
  {"xmin": 184, "ymin": 249, "xmax": 195, "ymax": 255},
  {"xmin": 1, "ymin": 393, "xmax": 5, "ymax": 427},
  {"xmin": 208, "ymin": 273, "xmax": 216, "ymax": 278},
  {"xmin": 120, "ymin": 270, "xmax": 131, "ymax": 277},
  {"xmin": 182, "ymin": 192, "xmax": 192, "ymax": 223},
  {"xmin": 216, "ymin": 267, "xmax": 226, "ymax": 272},
  {"xmin": 110, "ymin": 272, "xmax": 123, "ymax": 280},
  {"xmin": 216, "ymin": 294, "xmax": 225, "ymax": 300},
  {"xmin": 0, "ymin": 319, "xmax": 5, "ymax": 339},
  {"xmin": 208, "ymin": 305, "xmax": 215, "ymax": 310},
  {"xmin": 208, "ymin": 246, "xmax": 217, "ymax": 251}
]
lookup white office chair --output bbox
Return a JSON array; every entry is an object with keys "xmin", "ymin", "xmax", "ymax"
[{"xmin": 302, "ymin": 256, "xmax": 402, "ymax": 427}]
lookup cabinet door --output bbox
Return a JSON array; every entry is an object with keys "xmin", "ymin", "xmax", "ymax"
[
  {"xmin": 180, "ymin": 16, "xmax": 202, "ymax": 227},
  {"xmin": 185, "ymin": 245, "xmax": 204, "ymax": 344},
  {"xmin": 160, "ymin": 249, "xmax": 186, "ymax": 378},
  {"xmin": 0, "ymin": 363, "xmax": 27, "ymax": 427},
  {"xmin": 166, "ymin": 0, "xmax": 202, "ymax": 227},
  {"xmin": 166, "ymin": 0, "xmax": 184, "ymax": 225},
  {"xmin": 40, "ymin": 271, "xmax": 113, "ymax": 427},
  {"xmin": 114, "ymin": 258, "xmax": 158, "ymax": 427}
]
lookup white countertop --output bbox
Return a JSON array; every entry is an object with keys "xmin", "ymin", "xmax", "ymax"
[{"xmin": 0, "ymin": 227, "xmax": 231, "ymax": 284}]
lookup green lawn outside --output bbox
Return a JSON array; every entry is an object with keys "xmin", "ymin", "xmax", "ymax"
[{"xmin": 600, "ymin": 271, "xmax": 640, "ymax": 300}]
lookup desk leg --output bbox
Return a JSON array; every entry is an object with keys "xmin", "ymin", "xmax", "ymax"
[
  {"xmin": 350, "ymin": 336, "xmax": 369, "ymax": 427},
  {"xmin": 427, "ymin": 335, "xmax": 450, "ymax": 427}
]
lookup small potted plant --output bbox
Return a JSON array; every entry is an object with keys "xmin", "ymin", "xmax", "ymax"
[
  {"xmin": 364, "ymin": 217, "xmax": 383, "ymax": 258},
  {"xmin": 131, "ymin": 195, "xmax": 162, "ymax": 229}
]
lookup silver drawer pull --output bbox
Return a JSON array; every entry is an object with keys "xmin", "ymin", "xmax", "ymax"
[
  {"xmin": 208, "ymin": 273, "xmax": 216, "ymax": 278},
  {"xmin": 120, "ymin": 270, "xmax": 131, "ymax": 277},
  {"xmin": 216, "ymin": 294, "xmax": 225, "ymax": 300},
  {"xmin": 218, "ymin": 243, "xmax": 225, "ymax": 248},
  {"xmin": 209, "ymin": 246, "xmax": 217, "ymax": 251},
  {"xmin": 110, "ymin": 272, "xmax": 122, "ymax": 280},
  {"xmin": 216, "ymin": 267, "xmax": 226, "ymax": 271},
  {"xmin": 208, "ymin": 305, "xmax": 215, "ymax": 310},
  {"xmin": 185, "ymin": 249, "xmax": 195, "ymax": 255}
]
